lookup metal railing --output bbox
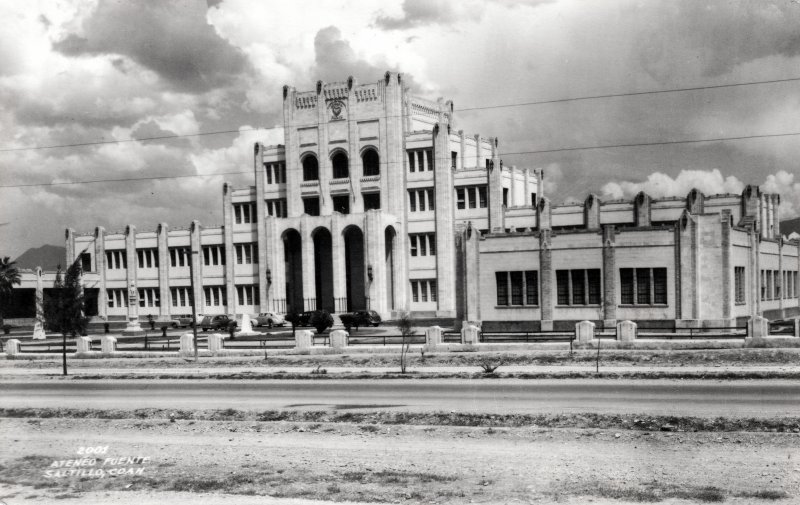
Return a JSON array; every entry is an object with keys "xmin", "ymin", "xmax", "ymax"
[{"xmin": 346, "ymin": 334, "xmax": 425, "ymax": 346}]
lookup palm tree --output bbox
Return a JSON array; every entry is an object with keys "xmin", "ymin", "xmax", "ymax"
[{"xmin": 0, "ymin": 256, "xmax": 22, "ymax": 326}]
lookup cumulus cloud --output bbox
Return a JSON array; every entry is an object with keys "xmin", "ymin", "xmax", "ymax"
[
  {"xmin": 375, "ymin": 0, "xmax": 483, "ymax": 30},
  {"xmin": 52, "ymin": 0, "xmax": 250, "ymax": 93},
  {"xmin": 600, "ymin": 169, "xmax": 800, "ymax": 219}
]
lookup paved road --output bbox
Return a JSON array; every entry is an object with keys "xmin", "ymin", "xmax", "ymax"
[{"xmin": 2, "ymin": 379, "xmax": 799, "ymax": 417}]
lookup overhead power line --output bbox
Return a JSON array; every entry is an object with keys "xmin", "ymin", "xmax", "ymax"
[
  {"xmin": 1, "ymin": 75, "xmax": 799, "ymax": 153},
  {"xmin": 2, "ymin": 129, "xmax": 800, "ymax": 189}
]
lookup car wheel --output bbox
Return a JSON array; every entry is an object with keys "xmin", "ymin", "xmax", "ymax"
[
  {"xmin": 172, "ymin": 323, "xmax": 178, "ymax": 328},
  {"xmin": 373, "ymin": 323, "xmax": 379, "ymax": 327},
  {"xmin": 202, "ymin": 328, "xmax": 208, "ymax": 332},
  {"xmin": 268, "ymin": 320, "xmax": 273, "ymax": 328}
]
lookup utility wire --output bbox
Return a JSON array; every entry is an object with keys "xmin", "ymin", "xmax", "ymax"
[
  {"xmin": 2, "ymin": 129, "xmax": 799, "ymax": 189},
  {"xmin": 1, "ymin": 75, "xmax": 799, "ymax": 153}
]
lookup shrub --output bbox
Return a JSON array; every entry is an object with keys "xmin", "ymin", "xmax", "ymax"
[
  {"xmin": 309, "ymin": 310, "xmax": 333, "ymax": 334},
  {"xmin": 339, "ymin": 313, "xmax": 355, "ymax": 332}
]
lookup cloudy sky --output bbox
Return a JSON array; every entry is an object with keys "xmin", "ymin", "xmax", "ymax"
[{"xmin": 2, "ymin": 0, "xmax": 800, "ymax": 259}]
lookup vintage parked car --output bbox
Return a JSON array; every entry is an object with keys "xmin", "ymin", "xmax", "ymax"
[
  {"xmin": 340, "ymin": 309, "xmax": 382, "ymax": 330},
  {"xmin": 200, "ymin": 315, "xmax": 237, "ymax": 332},
  {"xmin": 255, "ymin": 312, "xmax": 285, "ymax": 328},
  {"xmin": 171, "ymin": 314, "xmax": 196, "ymax": 328}
]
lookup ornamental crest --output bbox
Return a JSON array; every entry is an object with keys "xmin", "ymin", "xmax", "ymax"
[{"xmin": 329, "ymin": 100, "xmax": 345, "ymax": 121}]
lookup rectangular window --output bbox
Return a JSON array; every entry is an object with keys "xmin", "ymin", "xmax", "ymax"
[
  {"xmin": 363, "ymin": 192, "xmax": 381, "ymax": 210},
  {"xmin": 571, "ymin": 270, "xmax": 585, "ymax": 305},
  {"xmin": 496, "ymin": 272, "xmax": 508, "ymax": 306},
  {"xmin": 451, "ymin": 151, "xmax": 457, "ymax": 170},
  {"xmin": 417, "ymin": 151, "xmax": 425, "ymax": 172},
  {"xmin": 170, "ymin": 287, "xmax": 191, "ymax": 307},
  {"xmin": 621, "ymin": 268, "xmax": 667, "ymax": 306},
  {"xmin": 419, "ymin": 235, "xmax": 427, "ymax": 256},
  {"xmin": 775, "ymin": 270, "xmax": 781, "ymax": 300},
  {"xmin": 169, "ymin": 247, "xmax": 190, "ymax": 268},
  {"xmin": 105, "ymin": 250, "xmax": 126, "ymax": 270},
  {"xmin": 478, "ymin": 186, "xmax": 487, "ymax": 208},
  {"xmin": 427, "ymin": 189, "xmax": 435, "ymax": 210},
  {"xmin": 468, "ymin": 187, "xmax": 477, "ymax": 209},
  {"xmin": 636, "ymin": 268, "xmax": 651, "ymax": 304},
  {"xmin": 429, "ymin": 280, "xmax": 437, "ymax": 302},
  {"xmin": 80, "ymin": 252, "xmax": 92, "ymax": 272},
  {"xmin": 233, "ymin": 203, "xmax": 255, "ymax": 224},
  {"xmin": 266, "ymin": 199, "xmax": 287, "ymax": 218},
  {"xmin": 409, "ymin": 234, "xmax": 435, "ymax": 256},
  {"xmin": 106, "ymin": 289, "xmax": 127, "ymax": 308},
  {"xmin": 235, "ymin": 243, "xmax": 256, "ymax": 265},
  {"xmin": 556, "ymin": 270, "xmax": 570, "ymax": 305},
  {"xmin": 456, "ymin": 188, "xmax": 465, "ymax": 210},
  {"xmin": 426, "ymin": 150, "xmax": 433, "ymax": 171},
  {"xmin": 202, "ymin": 246, "xmax": 225, "ymax": 266},
  {"xmin": 236, "ymin": 285, "xmax": 260, "ymax": 306},
  {"xmin": 510, "ymin": 271, "xmax": 523, "ymax": 305},
  {"xmin": 137, "ymin": 288, "xmax": 159, "ymax": 308},
  {"xmin": 303, "ymin": 197, "xmax": 320, "ymax": 216},
  {"xmin": 525, "ymin": 271, "xmax": 538, "ymax": 305},
  {"xmin": 332, "ymin": 195, "xmax": 350, "ymax": 215},
  {"xmin": 411, "ymin": 281, "xmax": 419, "ymax": 302},
  {"xmin": 409, "ymin": 191, "xmax": 416, "ymax": 212},
  {"xmin": 203, "ymin": 286, "xmax": 226, "ymax": 307},
  {"xmin": 409, "ymin": 235, "xmax": 417, "ymax": 256},
  {"xmin": 503, "ymin": 188, "xmax": 509, "ymax": 207},
  {"xmin": 620, "ymin": 268, "xmax": 633, "ymax": 304},
  {"xmin": 588, "ymin": 269, "xmax": 601, "ymax": 305},
  {"xmin": 136, "ymin": 249, "xmax": 158, "ymax": 269},
  {"xmin": 408, "ymin": 151, "xmax": 416, "ymax": 172}
]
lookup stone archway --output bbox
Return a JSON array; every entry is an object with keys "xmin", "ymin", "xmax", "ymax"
[
  {"xmin": 282, "ymin": 229, "xmax": 303, "ymax": 313},
  {"xmin": 312, "ymin": 227, "xmax": 334, "ymax": 312},
  {"xmin": 343, "ymin": 226, "xmax": 366, "ymax": 311}
]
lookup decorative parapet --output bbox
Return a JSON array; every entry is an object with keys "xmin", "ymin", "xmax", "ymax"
[
  {"xmin": 355, "ymin": 84, "xmax": 380, "ymax": 102},
  {"xmin": 324, "ymin": 84, "xmax": 348, "ymax": 100},
  {"xmin": 360, "ymin": 175, "xmax": 380, "ymax": 183},
  {"xmin": 295, "ymin": 91, "xmax": 317, "ymax": 109}
]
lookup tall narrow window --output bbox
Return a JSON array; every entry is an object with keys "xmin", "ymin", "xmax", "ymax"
[
  {"xmin": 302, "ymin": 155, "xmax": 319, "ymax": 181},
  {"xmin": 456, "ymin": 188, "xmax": 465, "ymax": 210},
  {"xmin": 636, "ymin": 268, "xmax": 651, "ymax": 305},
  {"xmin": 620, "ymin": 268, "xmax": 634, "ymax": 304},
  {"xmin": 571, "ymin": 270, "xmax": 585, "ymax": 305},
  {"xmin": 653, "ymin": 268, "xmax": 667, "ymax": 304},
  {"xmin": 556, "ymin": 270, "xmax": 570, "ymax": 305},
  {"xmin": 496, "ymin": 272, "xmax": 508, "ymax": 306},
  {"xmin": 525, "ymin": 271, "xmax": 538, "ymax": 305},
  {"xmin": 587, "ymin": 269, "xmax": 601, "ymax": 304},
  {"xmin": 331, "ymin": 151, "xmax": 349, "ymax": 179},
  {"xmin": 362, "ymin": 149, "xmax": 379, "ymax": 176}
]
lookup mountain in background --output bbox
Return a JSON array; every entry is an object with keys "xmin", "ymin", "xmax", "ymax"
[
  {"xmin": 782, "ymin": 217, "xmax": 800, "ymax": 237},
  {"xmin": 12, "ymin": 244, "xmax": 65, "ymax": 271}
]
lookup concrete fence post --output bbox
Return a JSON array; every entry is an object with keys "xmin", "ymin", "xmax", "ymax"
[
  {"xmin": 617, "ymin": 320, "xmax": 637, "ymax": 342},
  {"xmin": 180, "ymin": 333, "xmax": 195, "ymax": 354},
  {"xmin": 461, "ymin": 324, "xmax": 480, "ymax": 345},
  {"xmin": 747, "ymin": 316, "xmax": 769, "ymax": 339},
  {"xmin": 575, "ymin": 321, "xmax": 596, "ymax": 343},
  {"xmin": 100, "ymin": 335, "xmax": 117, "ymax": 354},
  {"xmin": 5, "ymin": 339, "xmax": 20, "ymax": 356},
  {"xmin": 329, "ymin": 329, "xmax": 349, "ymax": 349},
  {"xmin": 208, "ymin": 333, "xmax": 225, "ymax": 353},
  {"xmin": 425, "ymin": 326, "xmax": 443, "ymax": 347},
  {"xmin": 794, "ymin": 319, "xmax": 799, "ymax": 338},
  {"xmin": 294, "ymin": 330, "xmax": 313, "ymax": 350},
  {"xmin": 76, "ymin": 336, "xmax": 93, "ymax": 353}
]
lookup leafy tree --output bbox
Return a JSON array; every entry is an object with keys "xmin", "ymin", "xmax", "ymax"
[
  {"xmin": 309, "ymin": 310, "xmax": 333, "ymax": 334},
  {"xmin": 0, "ymin": 256, "xmax": 22, "ymax": 326},
  {"xmin": 44, "ymin": 259, "xmax": 88, "ymax": 375},
  {"xmin": 396, "ymin": 312, "xmax": 415, "ymax": 374}
]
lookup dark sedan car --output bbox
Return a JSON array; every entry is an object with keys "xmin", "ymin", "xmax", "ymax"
[
  {"xmin": 352, "ymin": 310, "xmax": 381, "ymax": 327},
  {"xmin": 200, "ymin": 315, "xmax": 237, "ymax": 332}
]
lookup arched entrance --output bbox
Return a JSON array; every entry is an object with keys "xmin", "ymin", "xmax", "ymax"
[
  {"xmin": 343, "ymin": 226, "xmax": 366, "ymax": 311},
  {"xmin": 312, "ymin": 228, "xmax": 334, "ymax": 312},
  {"xmin": 384, "ymin": 226, "xmax": 396, "ymax": 311},
  {"xmin": 283, "ymin": 229, "xmax": 303, "ymax": 313}
]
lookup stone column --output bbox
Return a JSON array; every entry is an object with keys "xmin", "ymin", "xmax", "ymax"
[
  {"xmin": 509, "ymin": 167, "xmax": 517, "ymax": 207},
  {"xmin": 433, "ymin": 121, "xmax": 457, "ymax": 317},
  {"xmin": 461, "ymin": 324, "xmax": 480, "ymax": 345},
  {"xmin": 383, "ymin": 73, "xmax": 405, "ymax": 218},
  {"xmin": 254, "ymin": 143, "xmax": 269, "ymax": 312},
  {"xmin": 294, "ymin": 329, "xmax": 313, "ymax": 350},
  {"xmin": 425, "ymin": 326, "xmax": 443, "ymax": 346},
  {"xmin": 760, "ymin": 194, "xmax": 769, "ymax": 239},
  {"xmin": 488, "ymin": 138, "xmax": 504, "ymax": 232},
  {"xmin": 300, "ymin": 215, "xmax": 316, "ymax": 311},
  {"xmin": 721, "ymin": 211, "xmax": 733, "ymax": 321},
  {"xmin": 100, "ymin": 335, "xmax": 117, "ymax": 354},
  {"xmin": 5, "ymin": 339, "xmax": 21, "ymax": 356},
  {"xmin": 584, "ymin": 194, "xmax": 600, "ymax": 230},
  {"xmin": 264, "ymin": 216, "xmax": 280, "ymax": 312},
  {"xmin": 463, "ymin": 225, "xmax": 481, "ymax": 323},
  {"xmin": 575, "ymin": 320, "xmax": 595, "ymax": 343},
  {"xmin": 180, "ymin": 333, "xmax": 195, "ymax": 354},
  {"xmin": 222, "ymin": 183, "xmax": 236, "ymax": 314},
  {"xmin": 364, "ymin": 211, "xmax": 385, "ymax": 314},
  {"xmin": 634, "ymin": 192, "xmax": 651, "ymax": 227},
  {"xmin": 602, "ymin": 225, "xmax": 617, "ymax": 325},
  {"xmin": 329, "ymin": 329, "xmax": 348, "ymax": 349},
  {"xmin": 617, "ymin": 320, "xmax": 637, "ymax": 342},
  {"xmin": 535, "ymin": 168, "xmax": 544, "ymax": 207},
  {"xmin": 283, "ymin": 85, "xmax": 303, "ymax": 218},
  {"xmin": 33, "ymin": 267, "xmax": 45, "ymax": 340},
  {"xmin": 157, "ymin": 223, "xmax": 170, "ymax": 318},
  {"xmin": 539, "ymin": 229, "xmax": 554, "ymax": 331},
  {"xmin": 190, "ymin": 221, "xmax": 204, "ymax": 315},
  {"xmin": 778, "ymin": 237, "xmax": 784, "ymax": 316},
  {"xmin": 331, "ymin": 213, "xmax": 347, "ymax": 312},
  {"xmin": 122, "ymin": 225, "xmax": 144, "ymax": 336},
  {"xmin": 95, "ymin": 226, "xmax": 107, "ymax": 319}
]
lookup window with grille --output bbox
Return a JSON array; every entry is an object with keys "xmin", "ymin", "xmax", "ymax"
[
  {"xmin": 620, "ymin": 268, "xmax": 668, "ymax": 305},
  {"xmin": 136, "ymin": 249, "xmax": 158, "ymax": 269},
  {"xmin": 105, "ymin": 250, "xmax": 127, "ymax": 269},
  {"xmin": 107, "ymin": 289, "xmax": 127, "ymax": 308},
  {"xmin": 409, "ymin": 234, "xmax": 436, "ymax": 257},
  {"xmin": 408, "ymin": 189, "xmax": 435, "ymax": 212},
  {"xmin": 203, "ymin": 286, "xmax": 226, "ymax": 307},
  {"xmin": 170, "ymin": 287, "xmax": 191, "ymax": 307},
  {"xmin": 202, "ymin": 246, "xmax": 225, "ymax": 266},
  {"xmin": 137, "ymin": 288, "xmax": 159, "ymax": 307},
  {"xmin": 266, "ymin": 199, "xmax": 287, "ymax": 218},
  {"xmin": 236, "ymin": 284, "xmax": 260, "ymax": 306},
  {"xmin": 234, "ymin": 203, "xmax": 255, "ymax": 224},
  {"xmin": 556, "ymin": 269, "xmax": 602, "ymax": 306},
  {"xmin": 235, "ymin": 243, "xmax": 257, "ymax": 265},
  {"xmin": 495, "ymin": 271, "xmax": 539, "ymax": 306},
  {"xmin": 410, "ymin": 280, "xmax": 437, "ymax": 303},
  {"xmin": 169, "ymin": 247, "xmax": 190, "ymax": 268}
]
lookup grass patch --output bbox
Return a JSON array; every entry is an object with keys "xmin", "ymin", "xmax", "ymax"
[
  {"xmin": 3, "ymin": 407, "xmax": 799, "ymax": 433},
  {"xmin": 736, "ymin": 489, "xmax": 791, "ymax": 500}
]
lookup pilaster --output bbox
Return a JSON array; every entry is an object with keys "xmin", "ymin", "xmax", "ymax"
[
  {"xmin": 300, "ymin": 215, "xmax": 316, "ymax": 311},
  {"xmin": 122, "ymin": 225, "xmax": 143, "ymax": 335},
  {"xmin": 602, "ymin": 225, "xmax": 616, "ymax": 324},
  {"xmin": 94, "ymin": 226, "xmax": 107, "ymax": 318},
  {"xmin": 778, "ymin": 236, "xmax": 784, "ymax": 315},
  {"xmin": 364, "ymin": 211, "xmax": 384, "ymax": 313},
  {"xmin": 539, "ymin": 229, "xmax": 553, "ymax": 331},
  {"xmin": 254, "ymin": 143, "xmax": 269, "ymax": 312},
  {"xmin": 264, "ymin": 216, "xmax": 280, "ymax": 312},
  {"xmin": 433, "ymin": 121, "xmax": 456, "ymax": 317},
  {"xmin": 65, "ymin": 228, "xmax": 76, "ymax": 266},
  {"xmin": 156, "ymin": 222, "xmax": 169, "ymax": 317},
  {"xmin": 488, "ymin": 138, "xmax": 504, "ymax": 232},
  {"xmin": 634, "ymin": 191, "xmax": 651, "ymax": 227},
  {"xmin": 584, "ymin": 194, "xmax": 600, "ymax": 230},
  {"xmin": 464, "ymin": 224, "xmax": 481, "ymax": 322},
  {"xmin": 720, "ymin": 211, "xmax": 733, "ymax": 320},
  {"xmin": 317, "ymin": 81, "xmax": 332, "ymax": 215},
  {"xmin": 384, "ymin": 72, "xmax": 406, "ymax": 217},
  {"xmin": 283, "ymin": 85, "xmax": 303, "ymax": 217},
  {"xmin": 331, "ymin": 213, "xmax": 347, "ymax": 312},
  {"xmin": 222, "ymin": 183, "xmax": 236, "ymax": 313},
  {"xmin": 190, "ymin": 221, "xmax": 203, "ymax": 314}
]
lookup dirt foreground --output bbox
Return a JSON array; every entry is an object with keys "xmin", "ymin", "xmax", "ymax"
[{"xmin": 1, "ymin": 412, "xmax": 799, "ymax": 505}]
